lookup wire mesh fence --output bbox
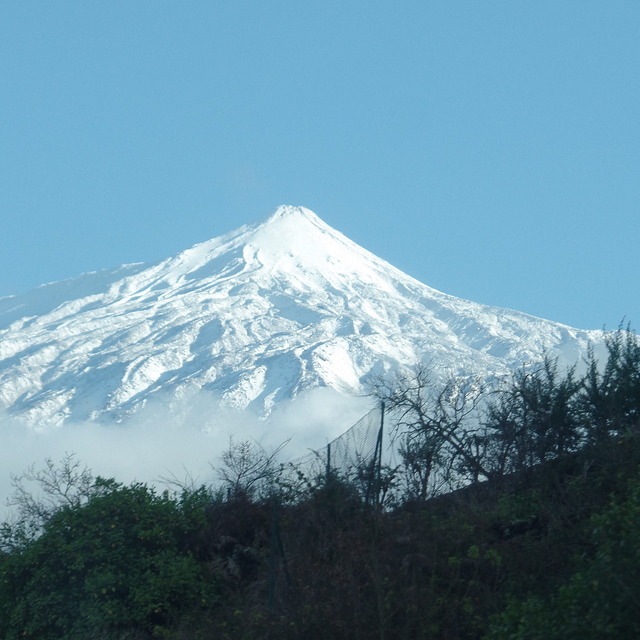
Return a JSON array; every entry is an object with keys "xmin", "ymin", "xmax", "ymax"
[{"xmin": 280, "ymin": 403, "xmax": 386, "ymax": 503}]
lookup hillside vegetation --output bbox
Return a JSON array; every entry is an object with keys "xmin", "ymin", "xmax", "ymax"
[{"xmin": 1, "ymin": 328, "xmax": 640, "ymax": 639}]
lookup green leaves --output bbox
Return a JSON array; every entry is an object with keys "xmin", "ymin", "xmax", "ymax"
[
  {"xmin": 486, "ymin": 481, "xmax": 640, "ymax": 640},
  {"xmin": 0, "ymin": 481, "xmax": 218, "ymax": 639}
]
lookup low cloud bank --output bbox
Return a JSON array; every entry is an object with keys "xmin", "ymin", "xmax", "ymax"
[{"xmin": 0, "ymin": 387, "xmax": 372, "ymax": 520}]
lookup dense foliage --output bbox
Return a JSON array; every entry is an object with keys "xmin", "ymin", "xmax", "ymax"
[
  {"xmin": 0, "ymin": 480, "xmax": 217, "ymax": 639},
  {"xmin": 1, "ymin": 327, "xmax": 640, "ymax": 639}
]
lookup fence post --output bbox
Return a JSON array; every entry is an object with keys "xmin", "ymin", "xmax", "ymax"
[
  {"xmin": 373, "ymin": 401, "xmax": 385, "ymax": 505},
  {"xmin": 268, "ymin": 498, "xmax": 278, "ymax": 612}
]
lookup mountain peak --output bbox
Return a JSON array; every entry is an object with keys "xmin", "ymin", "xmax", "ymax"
[
  {"xmin": 251, "ymin": 204, "xmax": 335, "ymax": 245},
  {"xmin": 240, "ymin": 205, "xmax": 360, "ymax": 276},
  {"xmin": 266, "ymin": 204, "xmax": 320, "ymax": 224}
]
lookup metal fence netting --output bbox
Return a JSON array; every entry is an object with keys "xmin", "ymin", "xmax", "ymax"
[{"xmin": 279, "ymin": 404, "xmax": 385, "ymax": 502}]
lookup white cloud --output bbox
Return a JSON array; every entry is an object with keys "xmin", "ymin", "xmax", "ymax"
[{"xmin": 0, "ymin": 387, "xmax": 373, "ymax": 520}]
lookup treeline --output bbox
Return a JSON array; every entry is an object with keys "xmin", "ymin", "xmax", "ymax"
[
  {"xmin": 376, "ymin": 326, "xmax": 640, "ymax": 502},
  {"xmin": 1, "ymin": 328, "xmax": 640, "ymax": 639}
]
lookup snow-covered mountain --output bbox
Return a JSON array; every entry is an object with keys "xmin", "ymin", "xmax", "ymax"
[{"xmin": 0, "ymin": 205, "xmax": 602, "ymax": 427}]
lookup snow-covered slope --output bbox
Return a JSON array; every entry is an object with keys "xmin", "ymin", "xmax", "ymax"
[{"xmin": 0, "ymin": 205, "xmax": 602, "ymax": 427}]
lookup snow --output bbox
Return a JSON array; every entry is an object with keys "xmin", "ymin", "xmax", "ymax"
[{"xmin": 0, "ymin": 205, "xmax": 605, "ymax": 428}]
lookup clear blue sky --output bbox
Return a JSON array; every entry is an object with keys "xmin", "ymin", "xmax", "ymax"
[{"xmin": 1, "ymin": 2, "xmax": 638, "ymax": 331}]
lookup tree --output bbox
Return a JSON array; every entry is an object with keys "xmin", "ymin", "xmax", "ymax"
[
  {"xmin": 581, "ymin": 325, "xmax": 640, "ymax": 444},
  {"xmin": 1, "ymin": 453, "xmax": 96, "ymax": 551},
  {"xmin": 0, "ymin": 479, "xmax": 217, "ymax": 640},
  {"xmin": 376, "ymin": 366, "xmax": 491, "ymax": 497},
  {"xmin": 483, "ymin": 355, "xmax": 582, "ymax": 475},
  {"xmin": 215, "ymin": 437, "xmax": 289, "ymax": 501}
]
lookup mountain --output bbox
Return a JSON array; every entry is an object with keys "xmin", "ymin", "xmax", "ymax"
[{"xmin": 0, "ymin": 205, "xmax": 602, "ymax": 427}]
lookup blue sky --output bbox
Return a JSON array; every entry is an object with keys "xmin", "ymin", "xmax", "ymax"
[{"xmin": 1, "ymin": 2, "xmax": 638, "ymax": 331}]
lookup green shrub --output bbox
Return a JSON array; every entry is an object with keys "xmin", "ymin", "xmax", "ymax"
[
  {"xmin": 485, "ymin": 480, "xmax": 640, "ymax": 639},
  {"xmin": 0, "ymin": 480, "xmax": 218, "ymax": 639}
]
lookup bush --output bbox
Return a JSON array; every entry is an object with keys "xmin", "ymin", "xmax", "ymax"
[
  {"xmin": 0, "ymin": 480, "xmax": 218, "ymax": 639},
  {"xmin": 485, "ymin": 480, "xmax": 640, "ymax": 639}
]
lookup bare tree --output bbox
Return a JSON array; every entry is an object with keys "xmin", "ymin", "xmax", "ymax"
[
  {"xmin": 215, "ymin": 437, "xmax": 289, "ymax": 500},
  {"xmin": 376, "ymin": 365, "xmax": 491, "ymax": 497},
  {"xmin": 2, "ymin": 453, "xmax": 95, "ymax": 549}
]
